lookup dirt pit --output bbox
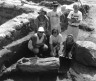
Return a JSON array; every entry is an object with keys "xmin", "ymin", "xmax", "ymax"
[{"xmin": 1, "ymin": 0, "xmax": 96, "ymax": 81}]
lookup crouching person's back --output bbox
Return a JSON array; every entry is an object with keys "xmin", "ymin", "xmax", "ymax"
[{"xmin": 28, "ymin": 27, "xmax": 48, "ymax": 57}]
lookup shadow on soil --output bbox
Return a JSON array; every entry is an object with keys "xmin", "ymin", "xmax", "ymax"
[{"xmin": 0, "ymin": 70, "xmax": 68, "ymax": 81}]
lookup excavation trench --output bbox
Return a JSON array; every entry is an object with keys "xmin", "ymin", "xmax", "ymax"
[{"xmin": 0, "ymin": 0, "xmax": 96, "ymax": 81}]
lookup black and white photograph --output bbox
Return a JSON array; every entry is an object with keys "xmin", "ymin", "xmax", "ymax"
[{"xmin": 0, "ymin": 0, "xmax": 96, "ymax": 81}]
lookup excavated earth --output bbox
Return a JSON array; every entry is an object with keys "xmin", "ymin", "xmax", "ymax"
[{"xmin": 0, "ymin": 0, "xmax": 96, "ymax": 81}]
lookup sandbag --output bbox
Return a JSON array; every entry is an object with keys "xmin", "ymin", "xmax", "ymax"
[
  {"xmin": 17, "ymin": 57, "xmax": 59, "ymax": 72},
  {"xmin": 75, "ymin": 41, "xmax": 96, "ymax": 67}
]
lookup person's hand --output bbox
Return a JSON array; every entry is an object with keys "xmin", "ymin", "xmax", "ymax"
[
  {"xmin": 50, "ymin": 51, "xmax": 56, "ymax": 57},
  {"xmin": 68, "ymin": 52, "xmax": 72, "ymax": 59},
  {"xmin": 36, "ymin": 43, "xmax": 44, "ymax": 47},
  {"xmin": 59, "ymin": 53, "xmax": 64, "ymax": 57},
  {"xmin": 75, "ymin": 20, "xmax": 80, "ymax": 23},
  {"xmin": 35, "ymin": 44, "xmax": 40, "ymax": 48},
  {"xmin": 38, "ymin": 43, "xmax": 44, "ymax": 46},
  {"xmin": 71, "ymin": 18, "xmax": 77, "ymax": 23}
]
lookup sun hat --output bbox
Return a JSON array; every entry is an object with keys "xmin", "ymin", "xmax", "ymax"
[
  {"xmin": 38, "ymin": 8, "xmax": 46, "ymax": 14},
  {"xmin": 52, "ymin": 1, "xmax": 59, "ymax": 7},
  {"xmin": 38, "ymin": 27, "xmax": 45, "ymax": 32}
]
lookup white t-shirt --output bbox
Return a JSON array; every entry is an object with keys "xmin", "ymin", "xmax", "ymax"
[
  {"xmin": 67, "ymin": 10, "xmax": 82, "ymax": 26},
  {"xmin": 49, "ymin": 33, "xmax": 63, "ymax": 44},
  {"xmin": 47, "ymin": 10, "xmax": 61, "ymax": 30}
]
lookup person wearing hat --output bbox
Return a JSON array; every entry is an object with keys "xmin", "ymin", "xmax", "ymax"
[
  {"xmin": 49, "ymin": 29, "xmax": 63, "ymax": 57},
  {"xmin": 28, "ymin": 27, "xmax": 48, "ymax": 57},
  {"xmin": 47, "ymin": 1, "xmax": 61, "ymax": 33},
  {"xmin": 35, "ymin": 8, "xmax": 49, "ymax": 33},
  {"xmin": 67, "ymin": 3, "xmax": 82, "ymax": 41}
]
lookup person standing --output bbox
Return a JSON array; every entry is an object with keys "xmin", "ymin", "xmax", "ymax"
[
  {"xmin": 35, "ymin": 8, "xmax": 49, "ymax": 33},
  {"xmin": 67, "ymin": 3, "xmax": 82, "ymax": 41},
  {"xmin": 47, "ymin": 1, "xmax": 61, "ymax": 33}
]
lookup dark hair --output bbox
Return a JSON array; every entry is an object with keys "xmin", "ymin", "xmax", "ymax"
[
  {"xmin": 52, "ymin": 1, "xmax": 59, "ymax": 7},
  {"xmin": 38, "ymin": 8, "xmax": 47, "ymax": 15},
  {"xmin": 52, "ymin": 29, "xmax": 59, "ymax": 35},
  {"xmin": 66, "ymin": 34, "xmax": 74, "ymax": 43}
]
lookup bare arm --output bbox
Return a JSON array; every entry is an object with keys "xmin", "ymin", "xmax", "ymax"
[
  {"xmin": 34, "ymin": 17, "xmax": 39, "ymax": 30},
  {"xmin": 47, "ymin": 12, "xmax": 51, "ymax": 31},
  {"xmin": 67, "ymin": 11, "xmax": 74, "ymax": 25},
  {"xmin": 28, "ymin": 40, "xmax": 33, "ymax": 51},
  {"xmin": 28, "ymin": 35, "xmax": 39, "ymax": 48}
]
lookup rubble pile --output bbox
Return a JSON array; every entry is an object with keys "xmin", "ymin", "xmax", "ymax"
[
  {"xmin": 0, "ymin": 0, "xmax": 37, "ymax": 25},
  {"xmin": 0, "ymin": 13, "xmax": 36, "ymax": 49},
  {"xmin": 0, "ymin": 0, "xmax": 44, "ymax": 49}
]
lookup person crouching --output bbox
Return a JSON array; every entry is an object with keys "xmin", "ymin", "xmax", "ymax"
[
  {"xmin": 49, "ymin": 29, "xmax": 63, "ymax": 57},
  {"xmin": 63, "ymin": 34, "xmax": 76, "ymax": 59},
  {"xmin": 58, "ymin": 34, "xmax": 76, "ymax": 73},
  {"xmin": 28, "ymin": 27, "xmax": 48, "ymax": 57}
]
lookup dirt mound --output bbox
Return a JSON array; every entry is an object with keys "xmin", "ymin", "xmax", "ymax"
[{"xmin": 75, "ymin": 41, "xmax": 96, "ymax": 67}]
